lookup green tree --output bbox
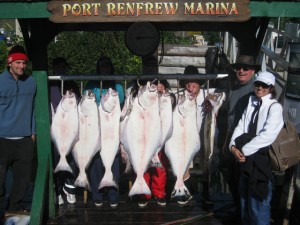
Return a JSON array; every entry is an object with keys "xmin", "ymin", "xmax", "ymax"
[
  {"xmin": 48, "ymin": 31, "xmax": 142, "ymax": 76},
  {"xmin": 0, "ymin": 40, "xmax": 8, "ymax": 73}
]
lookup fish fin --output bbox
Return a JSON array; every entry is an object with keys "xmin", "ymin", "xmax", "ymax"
[
  {"xmin": 99, "ymin": 171, "xmax": 118, "ymax": 189},
  {"xmin": 128, "ymin": 177, "xmax": 151, "ymax": 197},
  {"xmin": 124, "ymin": 160, "xmax": 132, "ymax": 174},
  {"xmin": 74, "ymin": 173, "xmax": 90, "ymax": 190},
  {"xmin": 120, "ymin": 145, "xmax": 132, "ymax": 174},
  {"xmin": 54, "ymin": 158, "xmax": 72, "ymax": 174},
  {"xmin": 150, "ymin": 154, "xmax": 163, "ymax": 168}
]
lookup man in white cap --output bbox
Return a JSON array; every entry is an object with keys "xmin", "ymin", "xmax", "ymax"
[{"xmin": 0, "ymin": 45, "xmax": 36, "ymax": 220}]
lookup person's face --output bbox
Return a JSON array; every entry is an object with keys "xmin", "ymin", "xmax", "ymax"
[
  {"xmin": 53, "ymin": 62, "xmax": 67, "ymax": 75},
  {"xmin": 254, "ymin": 81, "xmax": 271, "ymax": 98},
  {"xmin": 99, "ymin": 62, "xmax": 112, "ymax": 75},
  {"xmin": 9, "ymin": 60, "xmax": 27, "ymax": 79},
  {"xmin": 186, "ymin": 82, "xmax": 200, "ymax": 96},
  {"xmin": 235, "ymin": 66, "xmax": 255, "ymax": 84}
]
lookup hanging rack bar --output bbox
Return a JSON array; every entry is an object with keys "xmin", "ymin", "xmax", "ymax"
[{"xmin": 48, "ymin": 74, "xmax": 228, "ymax": 81}]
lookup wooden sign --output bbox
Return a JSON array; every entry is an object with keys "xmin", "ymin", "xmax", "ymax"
[{"xmin": 48, "ymin": 0, "xmax": 250, "ymax": 23}]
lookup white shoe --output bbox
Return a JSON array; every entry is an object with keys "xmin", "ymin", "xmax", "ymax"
[
  {"xmin": 177, "ymin": 195, "xmax": 193, "ymax": 205},
  {"xmin": 63, "ymin": 187, "xmax": 76, "ymax": 204},
  {"xmin": 58, "ymin": 195, "xmax": 64, "ymax": 206}
]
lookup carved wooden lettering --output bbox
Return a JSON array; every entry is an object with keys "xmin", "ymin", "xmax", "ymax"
[{"xmin": 48, "ymin": 0, "xmax": 250, "ymax": 23}]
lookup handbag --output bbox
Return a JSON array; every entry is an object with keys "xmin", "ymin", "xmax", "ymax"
[{"xmin": 268, "ymin": 103, "xmax": 300, "ymax": 172}]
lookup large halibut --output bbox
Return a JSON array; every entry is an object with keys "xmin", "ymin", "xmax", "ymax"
[
  {"xmin": 72, "ymin": 90, "xmax": 101, "ymax": 189},
  {"xmin": 165, "ymin": 90, "xmax": 200, "ymax": 198},
  {"xmin": 121, "ymin": 81, "xmax": 161, "ymax": 196},
  {"xmin": 99, "ymin": 88, "xmax": 121, "ymax": 189},
  {"xmin": 51, "ymin": 90, "xmax": 79, "ymax": 173}
]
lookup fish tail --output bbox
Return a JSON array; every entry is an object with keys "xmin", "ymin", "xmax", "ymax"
[
  {"xmin": 54, "ymin": 157, "xmax": 72, "ymax": 174},
  {"xmin": 74, "ymin": 173, "xmax": 90, "ymax": 190},
  {"xmin": 171, "ymin": 181, "xmax": 191, "ymax": 198},
  {"xmin": 128, "ymin": 177, "xmax": 151, "ymax": 197},
  {"xmin": 99, "ymin": 171, "xmax": 118, "ymax": 189},
  {"xmin": 150, "ymin": 154, "xmax": 163, "ymax": 168}
]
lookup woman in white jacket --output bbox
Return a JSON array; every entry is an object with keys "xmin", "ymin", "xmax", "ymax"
[{"xmin": 229, "ymin": 71, "xmax": 283, "ymax": 225}]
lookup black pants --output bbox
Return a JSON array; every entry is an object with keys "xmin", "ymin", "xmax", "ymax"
[
  {"xmin": 0, "ymin": 137, "xmax": 35, "ymax": 212},
  {"xmin": 52, "ymin": 143, "xmax": 78, "ymax": 196},
  {"xmin": 220, "ymin": 132, "xmax": 241, "ymax": 210}
]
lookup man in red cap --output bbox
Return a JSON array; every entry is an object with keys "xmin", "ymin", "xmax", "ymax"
[{"xmin": 0, "ymin": 45, "xmax": 36, "ymax": 220}]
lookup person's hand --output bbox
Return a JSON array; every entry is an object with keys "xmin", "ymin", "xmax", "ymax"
[
  {"xmin": 157, "ymin": 83, "xmax": 166, "ymax": 93},
  {"xmin": 31, "ymin": 134, "xmax": 36, "ymax": 142},
  {"xmin": 231, "ymin": 145, "xmax": 246, "ymax": 163}
]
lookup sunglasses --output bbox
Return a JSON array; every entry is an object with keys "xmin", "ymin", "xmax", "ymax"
[
  {"xmin": 254, "ymin": 81, "xmax": 270, "ymax": 89},
  {"xmin": 235, "ymin": 66, "xmax": 254, "ymax": 71}
]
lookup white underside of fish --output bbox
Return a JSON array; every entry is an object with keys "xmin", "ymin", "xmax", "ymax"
[
  {"xmin": 165, "ymin": 91, "xmax": 200, "ymax": 198},
  {"xmin": 72, "ymin": 92, "xmax": 101, "ymax": 190},
  {"xmin": 151, "ymin": 93, "xmax": 173, "ymax": 168},
  {"xmin": 51, "ymin": 92, "xmax": 79, "ymax": 174},
  {"xmin": 99, "ymin": 89, "xmax": 121, "ymax": 189},
  {"xmin": 121, "ymin": 82, "xmax": 161, "ymax": 196}
]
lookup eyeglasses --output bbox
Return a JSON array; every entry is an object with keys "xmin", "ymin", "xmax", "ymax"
[
  {"xmin": 254, "ymin": 81, "xmax": 270, "ymax": 89},
  {"xmin": 235, "ymin": 66, "xmax": 253, "ymax": 71}
]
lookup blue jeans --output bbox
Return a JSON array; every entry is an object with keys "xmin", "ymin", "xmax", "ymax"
[
  {"xmin": 239, "ymin": 175, "xmax": 272, "ymax": 225},
  {"xmin": 88, "ymin": 153, "xmax": 120, "ymax": 203}
]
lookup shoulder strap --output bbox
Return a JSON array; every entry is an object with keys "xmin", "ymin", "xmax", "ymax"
[
  {"xmin": 267, "ymin": 101, "xmax": 288, "ymax": 125},
  {"xmin": 267, "ymin": 102, "xmax": 278, "ymax": 116}
]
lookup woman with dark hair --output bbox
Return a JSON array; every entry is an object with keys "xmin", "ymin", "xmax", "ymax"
[
  {"xmin": 229, "ymin": 71, "xmax": 283, "ymax": 225},
  {"xmin": 85, "ymin": 56, "xmax": 124, "ymax": 105},
  {"xmin": 85, "ymin": 56, "xmax": 124, "ymax": 208}
]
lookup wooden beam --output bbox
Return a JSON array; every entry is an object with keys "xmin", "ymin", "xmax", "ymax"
[
  {"xmin": 0, "ymin": 2, "xmax": 51, "ymax": 18},
  {"xmin": 1, "ymin": 2, "xmax": 300, "ymax": 19},
  {"xmin": 250, "ymin": 2, "xmax": 300, "ymax": 18}
]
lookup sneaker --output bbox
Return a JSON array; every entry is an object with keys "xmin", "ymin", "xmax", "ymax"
[
  {"xmin": 155, "ymin": 197, "xmax": 166, "ymax": 207},
  {"xmin": 177, "ymin": 195, "xmax": 193, "ymax": 205},
  {"xmin": 94, "ymin": 200, "xmax": 103, "ymax": 207},
  {"xmin": 63, "ymin": 187, "xmax": 76, "ymax": 204},
  {"xmin": 109, "ymin": 201, "xmax": 119, "ymax": 208},
  {"xmin": 58, "ymin": 195, "xmax": 64, "ymax": 206},
  {"xmin": 138, "ymin": 199, "xmax": 148, "ymax": 208}
]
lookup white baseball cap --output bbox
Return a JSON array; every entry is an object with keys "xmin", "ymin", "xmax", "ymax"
[{"xmin": 255, "ymin": 71, "xmax": 275, "ymax": 86}]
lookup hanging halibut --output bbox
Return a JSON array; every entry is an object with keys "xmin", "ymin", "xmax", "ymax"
[
  {"xmin": 165, "ymin": 90, "xmax": 200, "ymax": 198},
  {"xmin": 119, "ymin": 92, "xmax": 135, "ymax": 174},
  {"xmin": 51, "ymin": 90, "xmax": 79, "ymax": 173},
  {"xmin": 203, "ymin": 92, "xmax": 226, "ymax": 181},
  {"xmin": 99, "ymin": 88, "xmax": 121, "ymax": 189},
  {"xmin": 151, "ymin": 91, "xmax": 173, "ymax": 167},
  {"xmin": 72, "ymin": 90, "xmax": 101, "ymax": 189},
  {"xmin": 121, "ymin": 81, "xmax": 161, "ymax": 196}
]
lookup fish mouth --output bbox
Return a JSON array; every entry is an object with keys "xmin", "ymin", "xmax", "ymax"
[
  {"xmin": 186, "ymin": 92, "xmax": 195, "ymax": 100},
  {"xmin": 87, "ymin": 90, "xmax": 95, "ymax": 99},
  {"xmin": 65, "ymin": 90, "xmax": 76, "ymax": 98},
  {"xmin": 111, "ymin": 89, "xmax": 118, "ymax": 97},
  {"xmin": 149, "ymin": 84, "xmax": 157, "ymax": 92},
  {"xmin": 163, "ymin": 92, "xmax": 170, "ymax": 97}
]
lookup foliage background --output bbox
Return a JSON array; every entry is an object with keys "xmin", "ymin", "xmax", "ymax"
[
  {"xmin": 0, "ymin": 41, "xmax": 8, "ymax": 72},
  {"xmin": 48, "ymin": 31, "xmax": 142, "ymax": 76}
]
